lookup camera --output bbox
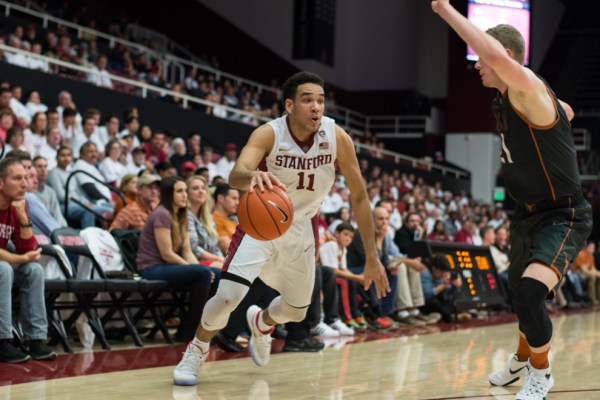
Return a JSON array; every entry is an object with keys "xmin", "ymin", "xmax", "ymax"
[{"xmin": 450, "ymin": 272, "xmax": 459, "ymax": 280}]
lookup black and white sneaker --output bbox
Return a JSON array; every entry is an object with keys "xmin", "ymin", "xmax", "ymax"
[
  {"xmin": 0, "ymin": 340, "xmax": 31, "ymax": 363},
  {"xmin": 26, "ymin": 340, "xmax": 57, "ymax": 361}
]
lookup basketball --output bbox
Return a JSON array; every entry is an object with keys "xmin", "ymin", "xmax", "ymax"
[{"xmin": 238, "ymin": 186, "xmax": 294, "ymax": 240}]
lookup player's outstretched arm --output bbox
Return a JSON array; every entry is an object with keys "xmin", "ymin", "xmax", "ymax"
[
  {"xmin": 335, "ymin": 126, "xmax": 390, "ymax": 298},
  {"xmin": 431, "ymin": 0, "xmax": 536, "ymax": 95},
  {"xmin": 228, "ymin": 124, "xmax": 285, "ymax": 193}
]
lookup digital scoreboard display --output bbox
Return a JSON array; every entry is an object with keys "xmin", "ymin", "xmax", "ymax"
[{"xmin": 408, "ymin": 241, "xmax": 508, "ymax": 311}]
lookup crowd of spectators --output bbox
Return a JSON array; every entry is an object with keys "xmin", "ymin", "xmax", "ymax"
[{"xmin": 0, "ymin": 5, "xmax": 598, "ymax": 359}]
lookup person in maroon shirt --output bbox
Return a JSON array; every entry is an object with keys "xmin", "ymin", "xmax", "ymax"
[
  {"xmin": 0, "ymin": 158, "xmax": 56, "ymax": 363},
  {"xmin": 141, "ymin": 131, "xmax": 168, "ymax": 167}
]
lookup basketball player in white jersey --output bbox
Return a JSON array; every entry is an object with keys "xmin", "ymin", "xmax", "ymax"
[{"xmin": 174, "ymin": 71, "xmax": 390, "ymax": 386}]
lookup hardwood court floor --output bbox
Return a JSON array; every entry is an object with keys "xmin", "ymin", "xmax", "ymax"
[{"xmin": 1, "ymin": 309, "xmax": 600, "ymax": 400}]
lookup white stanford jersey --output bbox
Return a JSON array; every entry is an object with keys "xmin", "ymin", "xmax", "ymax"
[{"xmin": 266, "ymin": 115, "xmax": 337, "ymax": 221}]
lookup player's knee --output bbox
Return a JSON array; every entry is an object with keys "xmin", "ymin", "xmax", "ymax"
[
  {"xmin": 269, "ymin": 297, "xmax": 308, "ymax": 323},
  {"xmin": 212, "ymin": 280, "xmax": 249, "ymax": 312},
  {"xmin": 512, "ymin": 277, "xmax": 552, "ymax": 347},
  {"xmin": 284, "ymin": 306, "xmax": 308, "ymax": 322}
]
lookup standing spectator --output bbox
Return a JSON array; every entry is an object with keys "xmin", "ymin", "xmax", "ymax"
[
  {"xmin": 215, "ymin": 143, "xmax": 237, "ymax": 182},
  {"xmin": 0, "ymin": 158, "xmax": 56, "ymax": 363}
]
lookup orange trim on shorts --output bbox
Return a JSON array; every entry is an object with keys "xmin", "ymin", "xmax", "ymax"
[{"xmin": 549, "ymin": 207, "xmax": 575, "ymax": 268}]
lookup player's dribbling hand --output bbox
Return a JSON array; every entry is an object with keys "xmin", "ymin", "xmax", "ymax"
[
  {"xmin": 363, "ymin": 258, "xmax": 391, "ymax": 299},
  {"xmin": 249, "ymin": 171, "xmax": 286, "ymax": 193}
]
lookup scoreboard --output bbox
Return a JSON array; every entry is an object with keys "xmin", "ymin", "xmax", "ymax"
[{"xmin": 408, "ymin": 241, "xmax": 508, "ymax": 311}]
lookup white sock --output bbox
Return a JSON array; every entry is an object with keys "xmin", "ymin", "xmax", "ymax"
[
  {"xmin": 192, "ymin": 337, "xmax": 210, "ymax": 354},
  {"xmin": 410, "ymin": 309, "xmax": 420, "ymax": 317},
  {"xmin": 397, "ymin": 310, "xmax": 410, "ymax": 319}
]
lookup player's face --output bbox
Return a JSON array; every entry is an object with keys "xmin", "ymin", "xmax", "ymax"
[
  {"xmin": 475, "ymin": 57, "xmax": 501, "ymax": 89},
  {"xmin": 287, "ymin": 83, "xmax": 325, "ymax": 133}
]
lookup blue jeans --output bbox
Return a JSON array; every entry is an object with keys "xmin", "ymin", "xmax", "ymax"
[
  {"xmin": 139, "ymin": 263, "xmax": 221, "ymax": 337},
  {"xmin": 62, "ymin": 203, "xmax": 114, "ymax": 229},
  {"xmin": 0, "ymin": 261, "xmax": 48, "ymax": 340},
  {"xmin": 138, "ymin": 263, "xmax": 220, "ymax": 291}
]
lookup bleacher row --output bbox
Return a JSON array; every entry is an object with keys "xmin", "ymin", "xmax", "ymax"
[{"xmin": 26, "ymin": 227, "xmax": 184, "ymax": 352}]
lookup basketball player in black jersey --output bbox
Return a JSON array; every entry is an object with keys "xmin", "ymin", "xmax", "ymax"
[{"xmin": 432, "ymin": 1, "xmax": 592, "ymax": 399}]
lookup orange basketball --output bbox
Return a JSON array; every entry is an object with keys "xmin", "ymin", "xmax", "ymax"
[{"xmin": 238, "ymin": 186, "xmax": 294, "ymax": 241}]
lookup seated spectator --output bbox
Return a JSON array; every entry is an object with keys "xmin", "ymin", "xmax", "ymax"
[
  {"xmin": 215, "ymin": 143, "xmax": 237, "ymax": 182},
  {"xmin": 33, "ymin": 155, "xmax": 67, "ymax": 228},
  {"xmin": 568, "ymin": 240, "xmax": 600, "ymax": 306},
  {"xmin": 0, "ymin": 158, "xmax": 56, "ymax": 363},
  {"xmin": 453, "ymin": 217, "xmax": 475, "ymax": 245},
  {"xmin": 427, "ymin": 220, "xmax": 450, "ymax": 241},
  {"xmin": 155, "ymin": 162, "xmax": 177, "ymax": 179},
  {"xmin": 37, "ymin": 127, "xmax": 61, "ymax": 170},
  {"xmin": 142, "ymin": 131, "xmax": 168, "ymax": 166},
  {"xmin": 110, "ymin": 174, "xmax": 160, "ymax": 231},
  {"xmin": 6, "ymin": 151, "xmax": 63, "ymax": 236},
  {"xmin": 72, "ymin": 115, "xmax": 104, "ymax": 160},
  {"xmin": 346, "ymin": 207, "xmax": 394, "ymax": 330},
  {"xmin": 394, "ymin": 212, "xmax": 425, "ymax": 256},
  {"xmin": 186, "ymin": 175, "xmax": 224, "ymax": 267},
  {"xmin": 481, "ymin": 226, "xmax": 510, "ymax": 298},
  {"xmin": 169, "ymin": 138, "xmax": 191, "ymax": 174},
  {"xmin": 181, "ymin": 161, "xmax": 196, "ymax": 179},
  {"xmin": 197, "ymin": 146, "xmax": 218, "ymax": 184},
  {"xmin": 211, "ymin": 183, "xmax": 240, "ymax": 254},
  {"xmin": 420, "ymin": 255, "xmax": 469, "ymax": 323},
  {"xmin": 112, "ymin": 173, "xmax": 138, "ymax": 217},
  {"xmin": 318, "ymin": 222, "xmax": 367, "ymax": 331},
  {"xmin": 136, "ymin": 176, "xmax": 220, "ymax": 342},
  {"xmin": 127, "ymin": 146, "xmax": 146, "ymax": 175},
  {"xmin": 23, "ymin": 112, "xmax": 47, "ymax": 156},
  {"xmin": 69, "ymin": 142, "xmax": 115, "ymax": 227},
  {"xmin": 99, "ymin": 139, "xmax": 126, "ymax": 187},
  {"xmin": 96, "ymin": 115, "xmax": 120, "ymax": 145},
  {"xmin": 86, "ymin": 54, "xmax": 113, "ymax": 89},
  {"xmin": 2, "ymin": 126, "xmax": 26, "ymax": 156},
  {"xmin": 0, "ymin": 109, "xmax": 15, "ymax": 143},
  {"xmin": 25, "ymin": 90, "xmax": 48, "ymax": 118}
]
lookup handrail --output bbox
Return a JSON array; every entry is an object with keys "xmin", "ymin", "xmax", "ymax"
[
  {"xmin": 353, "ymin": 141, "xmax": 470, "ymax": 179},
  {"xmin": 64, "ymin": 169, "xmax": 125, "ymax": 222},
  {"xmin": 1, "ymin": 0, "xmax": 422, "ymax": 134},
  {"xmin": 0, "ymin": 0, "xmax": 278, "ymax": 95},
  {"xmin": 0, "ymin": 43, "xmax": 272, "ymax": 124}
]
